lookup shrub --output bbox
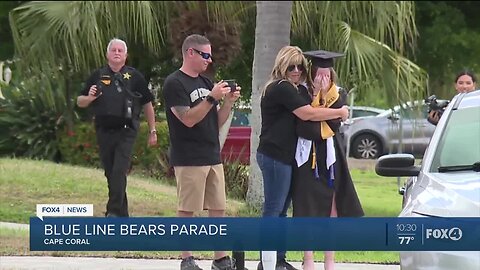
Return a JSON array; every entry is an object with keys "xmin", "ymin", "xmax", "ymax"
[
  {"xmin": 130, "ymin": 121, "xmax": 171, "ymax": 178},
  {"xmin": 0, "ymin": 72, "xmax": 68, "ymax": 160},
  {"xmin": 223, "ymin": 161, "xmax": 249, "ymax": 200},
  {"xmin": 58, "ymin": 120, "xmax": 171, "ymax": 177},
  {"xmin": 57, "ymin": 121, "xmax": 100, "ymax": 167}
]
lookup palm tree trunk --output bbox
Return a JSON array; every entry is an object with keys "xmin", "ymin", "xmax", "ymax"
[
  {"xmin": 64, "ymin": 74, "xmax": 74, "ymax": 133},
  {"xmin": 246, "ymin": 1, "xmax": 293, "ymax": 209},
  {"xmin": 219, "ymin": 110, "xmax": 234, "ymax": 149}
]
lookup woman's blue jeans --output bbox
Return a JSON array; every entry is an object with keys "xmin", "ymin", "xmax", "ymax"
[{"xmin": 256, "ymin": 151, "xmax": 292, "ymax": 261}]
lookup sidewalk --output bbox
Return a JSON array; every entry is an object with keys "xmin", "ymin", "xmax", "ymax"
[
  {"xmin": 0, "ymin": 256, "xmax": 400, "ymax": 270},
  {"xmin": 0, "ymin": 222, "xmax": 29, "ymax": 230},
  {"xmin": 0, "ymin": 222, "xmax": 399, "ymax": 269}
]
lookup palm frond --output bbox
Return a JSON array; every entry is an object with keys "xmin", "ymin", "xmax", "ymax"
[
  {"xmin": 336, "ymin": 23, "xmax": 427, "ymax": 105},
  {"xmin": 181, "ymin": 1, "xmax": 254, "ymax": 25},
  {"xmin": 10, "ymin": 1, "xmax": 168, "ymax": 76},
  {"xmin": 292, "ymin": 1, "xmax": 417, "ymax": 53},
  {"xmin": 291, "ymin": 1, "xmax": 425, "ymax": 106}
]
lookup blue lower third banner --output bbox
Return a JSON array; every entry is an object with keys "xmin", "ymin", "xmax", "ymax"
[{"xmin": 30, "ymin": 217, "xmax": 480, "ymax": 251}]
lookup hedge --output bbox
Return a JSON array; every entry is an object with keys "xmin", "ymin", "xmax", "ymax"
[{"xmin": 57, "ymin": 120, "xmax": 171, "ymax": 176}]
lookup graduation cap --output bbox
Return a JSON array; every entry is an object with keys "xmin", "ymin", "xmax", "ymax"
[{"xmin": 303, "ymin": 50, "xmax": 344, "ymax": 68}]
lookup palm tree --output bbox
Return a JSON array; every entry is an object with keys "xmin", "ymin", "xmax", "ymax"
[
  {"xmin": 9, "ymin": 1, "xmax": 251, "ymax": 82},
  {"xmin": 246, "ymin": 0, "xmax": 293, "ymax": 208},
  {"xmin": 291, "ymin": 1, "xmax": 427, "ymax": 104},
  {"xmin": 10, "ymin": 1, "xmax": 168, "ymax": 75},
  {"xmin": 247, "ymin": 1, "xmax": 428, "ymax": 207}
]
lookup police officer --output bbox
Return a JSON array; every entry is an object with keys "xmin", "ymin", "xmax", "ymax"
[{"xmin": 77, "ymin": 38, "xmax": 157, "ymax": 217}]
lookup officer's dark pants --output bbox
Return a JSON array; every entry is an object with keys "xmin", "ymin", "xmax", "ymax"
[{"xmin": 96, "ymin": 126, "xmax": 137, "ymax": 217}]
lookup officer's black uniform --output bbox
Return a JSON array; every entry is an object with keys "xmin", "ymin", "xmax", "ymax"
[{"xmin": 81, "ymin": 65, "xmax": 154, "ymax": 217}]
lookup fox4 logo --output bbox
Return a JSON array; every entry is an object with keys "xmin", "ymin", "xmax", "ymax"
[{"xmin": 425, "ymin": 227, "xmax": 463, "ymax": 241}]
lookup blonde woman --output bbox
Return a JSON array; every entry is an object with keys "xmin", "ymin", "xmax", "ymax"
[{"xmin": 256, "ymin": 46, "xmax": 349, "ymax": 270}]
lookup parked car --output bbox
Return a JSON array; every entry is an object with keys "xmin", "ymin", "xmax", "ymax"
[
  {"xmin": 342, "ymin": 100, "xmax": 446, "ymax": 159},
  {"xmin": 375, "ymin": 90, "xmax": 480, "ymax": 269},
  {"xmin": 221, "ymin": 106, "xmax": 385, "ymax": 164},
  {"xmin": 349, "ymin": 106, "xmax": 386, "ymax": 119},
  {"xmin": 221, "ymin": 109, "xmax": 251, "ymax": 164}
]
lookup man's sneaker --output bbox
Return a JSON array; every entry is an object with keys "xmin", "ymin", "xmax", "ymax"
[
  {"xmin": 276, "ymin": 259, "xmax": 298, "ymax": 270},
  {"xmin": 181, "ymin": 256, "xmax": 203, "ymax": 270},
  {"xmin": 212, "ymin": 256, "xmax": 237, "ymax": 270}
]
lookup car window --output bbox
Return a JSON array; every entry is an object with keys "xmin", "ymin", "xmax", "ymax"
[
  {"xmin": 352, "ymin": 109, "xmax": 380, "ymax": 118},
  {"xmin": 231, "ymin": 110, "xmax": 251, "ymax": 127},
  {"xmin": 397, "ymin": 105, "xmax": 428, "ymax": 119},
  {"xmin": 430, "ymin": 106, "xmax": 480, "ymax": 172}
]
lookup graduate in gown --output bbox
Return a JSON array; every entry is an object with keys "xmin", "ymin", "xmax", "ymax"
[{"xmin": 291, "ymin": 50, "xmax": 364, "ymax": 270}]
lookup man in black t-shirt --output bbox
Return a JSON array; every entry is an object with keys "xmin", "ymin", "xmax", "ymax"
[
  {"xmin": 77, "ymin": 38, "xmax": 157, "ymax": 217},
  {"xmin": 163, "ymin": 34, "xmax": 240, "ymax": 270}
]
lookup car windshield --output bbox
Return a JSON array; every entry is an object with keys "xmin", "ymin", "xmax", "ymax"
[{"xmin": 430, "ymin": 106, "xmax": 480, "ymax": 172}]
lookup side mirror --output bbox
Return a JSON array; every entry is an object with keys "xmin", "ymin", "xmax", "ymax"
[{"xmin": 375, "ymin": 153, "xmax": 420, "ymax": 177}]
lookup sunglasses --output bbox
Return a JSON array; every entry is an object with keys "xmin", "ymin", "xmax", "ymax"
[
  {"xmin": 287, "ymin": 64, "xmax": 305, "ymax": 72},
  {"xmin": 191, "ymin": 48, "xmax": 212, "ymax": 60}
]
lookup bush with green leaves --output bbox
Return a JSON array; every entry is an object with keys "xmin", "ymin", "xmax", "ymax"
[
  {"xmin": 223, "ymin": 161, "xmax": 249, "ymax": 200},
  {"xmin": 130, "ymin": 120, "xmax": 171, "ymax": 178},
  {"xmin": 56, "ymin": 121, "xmax": 99, "ymax": 167},
  {"xmin": 58, "ymin": 120, "xmax": 171, "ymax": 177},
  {"xmin": 0, "ymin": 71, "xmax": 68, "ymax": 160}
]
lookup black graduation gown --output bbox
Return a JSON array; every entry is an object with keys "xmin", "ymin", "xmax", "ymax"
[{"xmin": 291, "ymin": 88, "xmax": 364, "ymax": 217}]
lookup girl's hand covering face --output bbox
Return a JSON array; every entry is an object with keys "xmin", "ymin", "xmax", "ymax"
[{"xmin": 314, "ymin": 73, "xmax": 330, "ymax": 92}]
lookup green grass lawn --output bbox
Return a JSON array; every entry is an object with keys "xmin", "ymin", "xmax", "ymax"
[{"xmin": 0, "ymin": 157, "xmax": 401, "ymax": 264}]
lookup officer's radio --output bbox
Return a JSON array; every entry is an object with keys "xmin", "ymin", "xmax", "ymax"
[
  {"xmin": 95, "ymin": 75, "xmax": 110, "ymax": 96},
  {"xmin": 125, "ymin": 99, "xmax": 133, "ymax": 120}
]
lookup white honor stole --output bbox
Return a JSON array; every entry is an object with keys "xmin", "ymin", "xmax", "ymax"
[
  {"xmin": 295, "ymin": 137, "xmax": 312, "ymax": 167},
  {"xmin": 326, "ymin": 137, "xmax": 336, "ymax": 180}
]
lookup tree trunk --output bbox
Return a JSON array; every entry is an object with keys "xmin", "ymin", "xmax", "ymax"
[
  {"xmin": 64, "ymin": 74, "xmax": 74, "ymax": 133},
  {"xmin": 0, "ymin": 62, "xmax": 4, "ymax": 99},
  {"xmin": 219, "ymin": 110, "xmax": 234, "ymax": 150},
  {"xmin": 246, "ymin": 1, "xmax": 292, "ymax": 209}
]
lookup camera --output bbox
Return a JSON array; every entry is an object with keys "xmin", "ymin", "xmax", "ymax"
[
  {"xmin": 425, "ymin": 95, "xmax": 450, "ymax": 125},
  {"xmin": 224, "ymin": 79, "xmax": 237, "ymax": 92},
  {"xmin": 425, "ymin": 95, "xmax": 449, "ymax": 113}
]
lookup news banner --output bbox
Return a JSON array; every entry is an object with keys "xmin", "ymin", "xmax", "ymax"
[{"xmin": 31, "ymin": 204, "xmax": 480, "ymax": 251}]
